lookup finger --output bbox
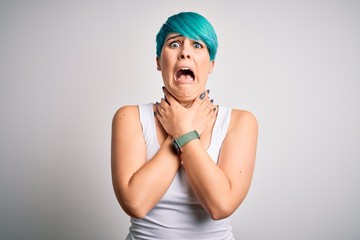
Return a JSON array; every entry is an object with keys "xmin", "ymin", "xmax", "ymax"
[
  {"xmin": 162, "ymin": 87, "xmax": 179, "ymax": 106},
  {"xmin": 190, "ymin": 91, "xmax": 207, "ymax": 110},
  {"xmin": 206, "ymin": 104, "xmax": 215, "ymax": 116},
  {"xmin": 155, "ymin": 102, "xmax": 162, "ymax": 118},
  {"xmin": 159, "ymin": 97, "xmax": 169, "ymax": 109},
  {"xmin": 210, "ymin": 105, "xmax": 218, "ymax": 115},
  {"xmin": 209, "ymin": 99, "xmax": 216, "ymax": 111},
  {"xmin": 201, "ymin": 94, "xmax": 214, "ymax": 112},
  {"xmin": 156, "ymin": 101, "xmax": 167, "ymax": 118},
  {"xmin": 202, "ymin": 99, "xmax": 216, "ymax": 116}
]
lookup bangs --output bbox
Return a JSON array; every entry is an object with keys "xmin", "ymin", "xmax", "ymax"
[{"xmin": 156, "ymin": 12, "xmax": 218, "ymax": 61}]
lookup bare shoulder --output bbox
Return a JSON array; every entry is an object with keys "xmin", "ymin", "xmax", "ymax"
[
  {"xmin": 112, "ymin": 105, "xmax": 139, "ymax": 126},
  {"xmin": 111, "ymin": 105, "xmax": 145, "ymax": 158},
  {"xmin": 229, "ymin": 109, "xmax": 258, "ymax": 132},
  {"xmin": 219, "ymin": 108, "xmax": 258, "ymax": 170}
]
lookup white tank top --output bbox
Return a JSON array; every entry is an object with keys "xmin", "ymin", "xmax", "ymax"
[{"xmin": 126, "ymin": 103, "xmax": 234, "ymax": 240}]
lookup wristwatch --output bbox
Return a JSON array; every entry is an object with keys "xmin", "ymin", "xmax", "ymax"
[{"xmin": 172, "ymin": 130, "xmax": 200, "ymax": 154}]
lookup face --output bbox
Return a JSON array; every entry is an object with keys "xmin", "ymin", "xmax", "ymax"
[{"xmin": 156, "ymin": 34, "xmax": 215, "ymax": 103}]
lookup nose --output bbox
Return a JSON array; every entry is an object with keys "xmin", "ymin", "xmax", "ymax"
[
  {"xmin": 178, "ymin": 53, "xmax": 190, "ymax": 60},
  {"xmin": 178, "ymin": 43, "xmax": 191, "ymax": 60}
]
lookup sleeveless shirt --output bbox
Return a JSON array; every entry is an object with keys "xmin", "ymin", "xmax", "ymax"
[{"xmin": 126, "ymin": 103, "xmax": 235, "ymax": 240}]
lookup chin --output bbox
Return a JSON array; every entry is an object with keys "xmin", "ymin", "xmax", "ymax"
[{"xmin": 172, "ymin": 88, "xmax": 197, "ymax": 100}]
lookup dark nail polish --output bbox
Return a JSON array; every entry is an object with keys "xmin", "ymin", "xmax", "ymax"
[
  {"xmin": 213, "ymin": 107, "xmax": 217, "ymax": 111},
  {"xmin": 210, "ymin": 99, "xmax": 214, "ymax": 103},
  {"xmin": 207, "ymin": 89, "xmax": 210, "ymax": 94},
  {"xmin": 199, "ymin": 92, "xmax": 206, "ymax": 100}
]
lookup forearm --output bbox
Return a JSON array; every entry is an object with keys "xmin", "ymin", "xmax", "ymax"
[
  {"xmin": 180, "ymin": 140, "xmax": 238, "ymax": 220},
  {"xmin": 116, "ymin": 137, "xmax": 180, "ymax": 218}
]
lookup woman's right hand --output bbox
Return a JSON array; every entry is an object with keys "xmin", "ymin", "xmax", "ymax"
[{"xmin": 155, "ymin": 88, "xmax": 217, "ymax": 138}]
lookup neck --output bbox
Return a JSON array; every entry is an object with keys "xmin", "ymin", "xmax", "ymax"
[
  {"xmin": 178, "ymin": 100, "xmax": 193, "ymax": 108},
  {"xmin": 162, "ymin": 87, "xmax": 206, "ymax": 108}
]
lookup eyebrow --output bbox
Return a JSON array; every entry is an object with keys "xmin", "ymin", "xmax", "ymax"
[{"xmin": 165, "ymin": 34, "xmax": 183, "ymax": 43}]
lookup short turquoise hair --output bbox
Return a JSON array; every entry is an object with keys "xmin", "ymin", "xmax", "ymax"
[{"xmin": 156, "ymin": 12, "xmax": 218, "ymax": 61}]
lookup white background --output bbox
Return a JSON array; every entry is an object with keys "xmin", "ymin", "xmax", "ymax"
[{"xmin": 1, "ymin": 1, "xmax": 359, "ymax": 239}]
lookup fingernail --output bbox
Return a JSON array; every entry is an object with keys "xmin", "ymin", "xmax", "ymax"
[
  {"xmin": 210, "ymin": 99, "xmax": 214, "ymax": 103},
  {"xmin": 199, "ymin": 92, "xmax": 206, "ymax": 100},
  {"xmin": 153, "ymin": 111, "xmax": 157, "ymax": 116},
  {"xmin": 213, "ymin": 107, "xmax": 217, "ymax": 111},
  {"xmin": 162, "ymin": 86, "xmax": 165, "ymax": 91},
  {"xmin": 207, "ymin": 89, "xmax": 210, "ymax": 94}
]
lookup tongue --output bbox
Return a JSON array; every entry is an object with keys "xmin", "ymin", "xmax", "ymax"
[{"xmin": 177, "ymin": 74, "xmax": 193, "ymax": 82}]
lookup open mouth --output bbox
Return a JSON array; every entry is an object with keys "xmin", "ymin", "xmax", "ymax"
[{"xmin": 175, "ymin": 68, "xmax": 195, "ymax": 82}]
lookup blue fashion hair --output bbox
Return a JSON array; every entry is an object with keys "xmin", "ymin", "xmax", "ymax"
[{"xmin": 156, "ymin": 12, "xmax": 218, "ymax": 61}]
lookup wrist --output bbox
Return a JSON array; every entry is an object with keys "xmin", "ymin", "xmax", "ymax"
[
  {"xmin": 172, "ymin": 126, "xmax": 194, "ymax": 139},
  {"xmin": 172, "ymin": 130, "xmax": 200, "ymax": 155},
  {"xmin": 162, "ymin": 136, "xmax": 182, "ymax": 160}
]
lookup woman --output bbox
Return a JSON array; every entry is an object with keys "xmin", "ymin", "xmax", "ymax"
[{"xmin": 111, "ymin": 12, "xmax": 258, "ymax": 239}]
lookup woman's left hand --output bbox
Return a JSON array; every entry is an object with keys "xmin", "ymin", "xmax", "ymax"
[{"xmin": 155, "ymin": 88, "xmax": 216, "ymax": 138}]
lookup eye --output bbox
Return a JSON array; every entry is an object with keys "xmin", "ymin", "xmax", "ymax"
[
  {"xmin": 193, "ymin": 42, "xmax": 203, "ymax": 49},
  {"xmin": 169, "ymin": 41, "xmax": 181, "ymax": 48}
]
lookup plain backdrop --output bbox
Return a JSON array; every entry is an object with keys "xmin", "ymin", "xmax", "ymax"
[{"xmin": 1, "ymin": 1, "xmax": 359, "ymax": 239}]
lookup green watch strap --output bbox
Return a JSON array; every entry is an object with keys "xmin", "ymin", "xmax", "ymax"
[{"xmin": 172, "ymin": 130, "xmax": 200, "ymax": 154}]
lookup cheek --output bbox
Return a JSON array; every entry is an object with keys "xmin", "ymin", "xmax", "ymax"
[
  {"xmin": 160, "ymin": 56, "xmax": 172, "ymax": 70},
  {"xmin": 199, "ymin": 61, "xmax": 212, "ymax": 74}
]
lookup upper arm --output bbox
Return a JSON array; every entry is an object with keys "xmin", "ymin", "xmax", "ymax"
[
  {"xmin": 111, "ymin": 105, "xmax": 146, "ymax": 197},
  {"xmin": 218, "ymin": 110, "xmax": 258, "ymax": 205}
]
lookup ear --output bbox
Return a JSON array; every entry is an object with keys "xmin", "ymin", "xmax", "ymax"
[
  {"xmin": 208, "ymin": 60, "xmax": 215, "ymax": 74},
  {"xmin": 156, "ymin": 56, "xmax": 161, "ymax": 71}
]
